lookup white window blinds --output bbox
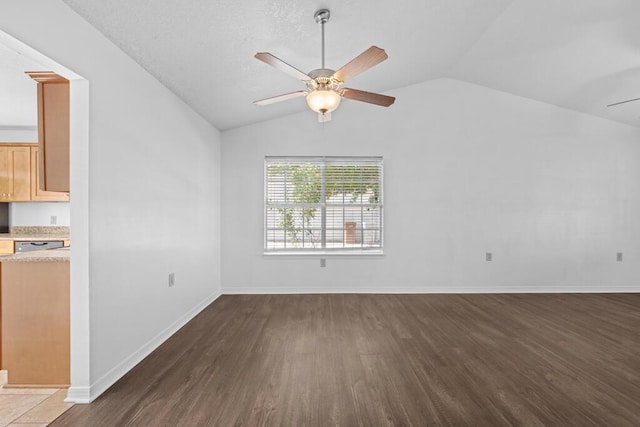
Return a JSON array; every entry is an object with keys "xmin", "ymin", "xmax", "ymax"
[{"xmin": 265, "ymin": 156, "xmax": 383, "ymax": 253}]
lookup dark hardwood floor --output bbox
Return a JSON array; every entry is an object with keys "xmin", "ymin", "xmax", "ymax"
[{"xmin": 52, "ymin": 294, "xmax": 640, "ymax": 426}]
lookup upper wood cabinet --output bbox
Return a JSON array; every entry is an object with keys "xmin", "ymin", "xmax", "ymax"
[
  {"xmin": 0, "ymin": 144, "xmax": 68, "ymax": 202},
  {"xmin": 26, "ymin": 71, "xmax": 70, "ymax": 193},
  {"xmin": 30, "ymin": 146, "xmax": 69, "ymax": 202},
  {"xmin": 0, "ymin": 145, "xmax": 31, "ymax": 201}
]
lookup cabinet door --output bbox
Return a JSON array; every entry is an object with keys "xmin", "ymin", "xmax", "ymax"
[
  {"xmin": 0, "ymin": 147, "xmax": 10, "ymax": 198},
  {"xmin": 30, "ymin": 147, "xmax": 70, "ymax": 201},
  {"xmin": 0, "ymin": 146, "xmax": 31, "ymax": 202},
  {"xmin": 27, "ymin": 72, "xmax": 70, "ymax": 193},
  {"xmin": 1, "ymin": 261, "xmax": 70, "ymax": 386}
]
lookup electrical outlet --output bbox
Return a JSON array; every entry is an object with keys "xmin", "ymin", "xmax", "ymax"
[
  {"xmin": 50, "ymin": 215, "xmax": 57, "ymax": 225},
  {"xmin": 168, "ymin": 272, "xmax": 175, "ymax": 287},
  {"xmin": 320, "ymin": 258, "xmax": 326, "ymax": 267},
  {"xmin": 616, "ymin": 252, "xmax": 623, "ymax": 262},
  {"xmin": 485, "ymin": 252, "xmax": 492, "ymax": 262}
]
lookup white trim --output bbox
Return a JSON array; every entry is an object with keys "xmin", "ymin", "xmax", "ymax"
[
  {"xmin": 222, "ymin": 285, "xmax": 640, "ymax": 294},
  {"xmin": 65, "ymin": 386, "xmax": 91, "ymax": 404},
  {"xmin": 264, "ymin": 156, "xmax": 384, "ymax": 253},
  {"xmin": 263, "ymin": 251, "xmax": 384, "ymax": 256},
  {"xmin": 68, "ymin": 77, "xmax": 91, "ymax": 406},
  {"xmin": 0, "ymin": 29, "xmax": 93, "ymax": 408},
  {"xmin": 67, "ymin": 291, "xmax": 221, "ymax": 404}
]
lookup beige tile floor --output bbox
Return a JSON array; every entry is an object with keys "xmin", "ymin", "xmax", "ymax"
[{"xmin": 0, "ymin": 371, "xmax": 74, "ymax": 427}]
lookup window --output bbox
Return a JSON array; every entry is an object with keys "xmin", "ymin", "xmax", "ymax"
[{"xmin": 265, "ymin": 156, "xmax": 383, "ymax": 253}]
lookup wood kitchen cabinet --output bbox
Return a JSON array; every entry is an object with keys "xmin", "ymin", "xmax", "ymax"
[
  {"xmin": 0, "ymin": 145, "xmax": 31, "ymax": 201},
  {"xmin": 30, "ymin": 146, "xmax": 70, "ymax": 201},
  {"xmin": 1, "ymin": 261, "xmax": 70, "ymax": 386},
  {"xmin": 0, "ymin": 144, "xmax": 68, "ymax": 202},
  {"xmin": 26, "ymin": 71, "xmax": 70, "ymax": 193},
  {"xmin": 0, "ymin": 241, "xmax": 14, "ymax": 255}
]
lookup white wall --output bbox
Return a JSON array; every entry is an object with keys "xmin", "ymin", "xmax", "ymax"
[
  {"xmin": 1, "ymin": 0, "xmax": 221, "ymax": 402},
  {"xmin": 0, "ymin": 128, "xmax": 37, "ymax": 142},
  {"xmin": 221, "ymin": 78, "xmax": 640, "ymax": 293},
  {"xmin": 10, "ymin": 202, "xmax": 70, "ymax": 226}
]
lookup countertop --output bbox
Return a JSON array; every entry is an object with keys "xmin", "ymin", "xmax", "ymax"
[
  {"xmin": 0, "ymin": 226, "xmax": 69, "ymax": 241},
  {"xmin": 0, "ymin": 233, "xmax": 69, "ymax": 241},
  {"xmin": 0, "ymin": 247, "xmax": 70, "ymax": 262},
  {"xmin": 0, "ymin": 226, "xmax": 70, "ymax": 262}
]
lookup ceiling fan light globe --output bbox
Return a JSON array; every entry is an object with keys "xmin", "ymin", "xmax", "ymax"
[{"xmin": 306, "ymin": 89, "xmax": 341, "ymax": 114}]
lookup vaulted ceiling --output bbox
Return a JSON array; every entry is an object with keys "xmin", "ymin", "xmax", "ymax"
[
  {"xmin": 0, "ymin": 42, "xmax": 40, "ymax": 127},
  {"xmin": 3, "ymin": 0, "xmax": 640, "ymax": 131}
]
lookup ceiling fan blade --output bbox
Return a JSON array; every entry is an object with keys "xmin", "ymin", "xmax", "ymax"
[
  {"xmin": 254, "ymin": 52, "xmax": 311, "ymax": 81},
  {"xmin": 333, "ymin": 46, "xmax": 388, "ymax": 83},
  {"xmin": 341, "ymin": 88, "xmax": 395, "ymax": 107},
  {"xmin": 607, "ymin": 97, "xmax": 640, "ymax": 107},
  {"xmin": 254, "ymin": 90, "xmax": 308, "ymax": 106}
]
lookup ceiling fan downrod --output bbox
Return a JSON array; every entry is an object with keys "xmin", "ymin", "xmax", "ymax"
[{"xmin": 314, "ymin": 9, "xmax": 330, "ymax": 69}]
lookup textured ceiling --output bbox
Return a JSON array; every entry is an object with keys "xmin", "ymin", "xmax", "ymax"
[
  {"xmin": 57, "ymin": 0, "xmax": 513, "ymax": 130},
  {"xmin": 451, "ymin": 0, "xmax": 640, "ymax": 129},
  {"xmin": 2, "ymin": 0, "xmax": 640, "ymax": 131}
]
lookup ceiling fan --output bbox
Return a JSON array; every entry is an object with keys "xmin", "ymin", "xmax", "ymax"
[{"xmin": 253, "ymin": 9, "xmax": 395, "ymax": 122}]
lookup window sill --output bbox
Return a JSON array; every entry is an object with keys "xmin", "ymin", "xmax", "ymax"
[{"xmin": 263, "ymin": 250, "xmax": 384, "ymax": 257}]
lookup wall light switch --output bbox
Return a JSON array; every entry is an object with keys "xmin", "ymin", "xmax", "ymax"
[
  {"xmin": 616, "ymin": 252, "xmax": 623, "ymax": 262},
  {"xmin": 485, "ymin": 252, "xmax": 492, "ymax": 262},
  {"xmin": 168, "ymin": 272, "xmax": 175, "ymax": 287},
  {"xmin": 50, "ymin": 215, "xmax": 57, "ymax": 225},
  {"xmin": 320, "ymin": 258, "xmax": 326, "ymax": 268}
]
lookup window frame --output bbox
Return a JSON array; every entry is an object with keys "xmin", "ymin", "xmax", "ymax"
[{"xmin": 264, "ymin": 156, "xmax": 384, "ymax": 255}]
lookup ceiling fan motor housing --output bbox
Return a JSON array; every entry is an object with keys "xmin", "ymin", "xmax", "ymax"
[{"xmin": 307, "ymin": 68, "xmax": 341, "ymax": 91}]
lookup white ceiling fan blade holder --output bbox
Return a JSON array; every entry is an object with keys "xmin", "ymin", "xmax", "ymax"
[
  {"xmin": 254, "ymin": 52, "xmax": 311, "ymax": 81},
  {"xmin": 254, "ymin": 90, "xmax": 308, "ymax": 106}
]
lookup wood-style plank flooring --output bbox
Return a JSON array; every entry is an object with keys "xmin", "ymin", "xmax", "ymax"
[{"xmin": 52, "ymin": 294, "xmax": 640, "ymax": 426}]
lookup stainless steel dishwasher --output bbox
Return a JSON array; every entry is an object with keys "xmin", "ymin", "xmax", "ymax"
[{"xmin": 15, "ymin": 241, "xmax": 64, "ymax": 252}]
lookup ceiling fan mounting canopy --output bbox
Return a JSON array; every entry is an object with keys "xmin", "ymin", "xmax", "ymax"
[
  {"xmin": 253, "ymin": 8, "xmax": 395, "ymax": 122},
  {"xmin": 314, "ymin": 9, "xmax": 330, "ymax": 25}
]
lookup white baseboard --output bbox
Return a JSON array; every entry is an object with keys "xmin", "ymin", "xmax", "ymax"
[
  {"xmin": 65, "ymin": 386, "xmax": 90, "ymax": 403},
  {"xmin": 222, "ymin": 284, "xmax": 640, "ymax": 294},
  {"xmin": 68, "ymin": 291, "xmax": 221, "ymax": 404}
]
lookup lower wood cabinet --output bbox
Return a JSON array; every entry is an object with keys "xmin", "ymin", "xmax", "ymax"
[
  {"xmin": 0, "ymin": 261, "xmax": 70, "ymax": 386},
  {"xmin": 0, "ymin": 241, "xmax": 14, "ymax": 255}
]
